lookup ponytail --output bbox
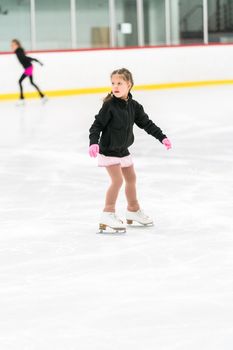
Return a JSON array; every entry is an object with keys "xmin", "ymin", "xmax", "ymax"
[{"xmin": 103, "ymin": 92, "xmax": 113, "ymax": 103}]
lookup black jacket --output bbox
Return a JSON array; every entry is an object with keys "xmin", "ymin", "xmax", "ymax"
[
  {"xmin": 15, "ymin": 47, "xmax": 41, "ymax": 69},
  {"xmin": 89, "ymin": 93, "xmax": 167, "ymax": 157}
]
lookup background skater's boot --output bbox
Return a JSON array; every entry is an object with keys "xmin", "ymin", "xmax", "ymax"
[
  {"xmin": 126, "ymin": 209, "xmax": 153, "ymax": 226},
  {"xmin": 99, "ymin": 212, "xmax": 126, "ymax": 232},
  {"xmin": 16, "ymin": 99, "xmax": 25, "ymax": 107},
  {"xmin": 41, "ymin": 96, "xmax": 48, "ymax": 104}
]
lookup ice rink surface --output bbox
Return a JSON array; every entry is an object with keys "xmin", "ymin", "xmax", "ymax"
[{"xmin": 0, "ymin": 86, "xmax": 233, "ymax": 349}]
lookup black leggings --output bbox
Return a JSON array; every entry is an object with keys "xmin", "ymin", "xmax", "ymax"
[{"xmin": 19, "ymin": 74, "xmax": 44, "ymax": 99}]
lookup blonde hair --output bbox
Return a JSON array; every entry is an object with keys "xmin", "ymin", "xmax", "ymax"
[{"xmin": 104, "ymin": 68, "xmax": 134, "ymax": 102}]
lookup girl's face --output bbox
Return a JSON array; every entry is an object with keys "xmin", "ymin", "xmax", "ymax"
[
  {"xmin": 11, "ymin": 41, "xmax": 18, "ymax": 51},
  {"xmin": 111, "ymin": 74, "xmax": 131, "ymax": 100}
]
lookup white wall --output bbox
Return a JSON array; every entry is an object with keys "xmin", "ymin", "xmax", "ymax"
[{"xmin": 1, "ymin": 45, "xmax": 233, "ymax": 96}]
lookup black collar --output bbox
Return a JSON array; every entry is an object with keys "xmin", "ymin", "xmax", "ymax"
[{"xmin": 112, "ymin": 92, "xmax": 133, "ymax": 105}]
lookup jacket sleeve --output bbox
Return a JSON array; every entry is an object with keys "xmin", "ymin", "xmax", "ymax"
[
  {"xmin": 89, "ymin": 102, "xmax": 112, "ymax": 145},
  {"xmin": 28, "ymin": 56, "xmax": 42, "ymax": 64},
  {"xmin": 134, "ymin": 102, "xmax": 166, "ymax": 143}
]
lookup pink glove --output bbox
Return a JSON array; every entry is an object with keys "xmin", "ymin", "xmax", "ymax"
[
  {"xmin": 89, "ymin": 144, "xmax": 99, "ymax": 158},
  {"xmin": 162, "ymin": 138, "xmax": 172, "ymax": 150}
]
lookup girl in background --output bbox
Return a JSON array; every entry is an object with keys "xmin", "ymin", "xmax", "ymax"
[
  {"xmin": 89, "ymin": 68, "xmax": 172, "ymax": 232},
  {"xmin": 11, "ymin": 39, "xmax": 47, "ymax": 105}
]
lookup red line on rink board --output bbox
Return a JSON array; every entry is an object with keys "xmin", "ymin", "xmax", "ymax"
[{"xmin": 1, "ymin": 43, "xmax": 233, "ymax": 55}]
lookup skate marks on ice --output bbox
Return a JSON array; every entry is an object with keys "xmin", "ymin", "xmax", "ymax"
[{"xmin": 0, "ymin": 89, "xmax": 233, "ymax": 349}]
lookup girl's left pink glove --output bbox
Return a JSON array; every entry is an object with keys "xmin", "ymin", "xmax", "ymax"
[
  {"xmin": 89, "ymin": 144, "xmax": 99, "ymax": 158},
  {"xmin": 162, "ymin": 138, "xmax": 172, "ymax": 150}
]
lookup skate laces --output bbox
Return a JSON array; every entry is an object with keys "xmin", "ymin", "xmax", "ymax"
[
  {"xmin": 138, "ymin": 209, "xmax": 149, "ymax": 219},
  {"xmin": 110, "ymin": 213, "xmax": 123, "ymax": 224}
]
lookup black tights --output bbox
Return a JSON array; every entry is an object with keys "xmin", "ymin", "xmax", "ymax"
[{"xmin": 19, "ymin": 74, "xmax": 44, "ymax": 99}]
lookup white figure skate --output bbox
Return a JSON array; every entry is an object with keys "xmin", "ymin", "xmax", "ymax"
[
  {"xmin": 126, "ymin": 209, "xmax": 153, "ymax": 226},
  {"xmin": 99, "ymin": 212, "xmax": 126, "ymax": 233},
  {"xmin": 41, "ymin": 96, "xmax": 48, "ymax": 104}
]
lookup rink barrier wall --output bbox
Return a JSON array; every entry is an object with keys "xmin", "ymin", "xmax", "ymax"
[
  {"xmin": 2, "ymin": 80, "xmax": 233, "ymax": 101},
  {"xmin": 1, "ymin": 45, "xmax": 233, "ymax": 101}
]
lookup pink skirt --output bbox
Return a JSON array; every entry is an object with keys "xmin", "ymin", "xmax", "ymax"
[
  {"xmin": 98, "ymin": 154, "xmax": 133, "ymax": 168},
  {"xmin": 24, "ymin": 65, "xmax": 33, "ymax": 76}
]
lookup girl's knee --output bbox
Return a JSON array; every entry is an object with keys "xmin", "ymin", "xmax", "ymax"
[
  {"xmin": 126, "ymin": 173, "xmax": 136, "ymax": 185},
  {"xmin": 111, "ymin": 176, "xmax": 123, "ymax": 189},
  {"xmin": 115, "ymin": 177, "xmax": 123, "ymax": 188}
]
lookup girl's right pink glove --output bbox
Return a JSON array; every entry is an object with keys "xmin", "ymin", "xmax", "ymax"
[
  {"xmin": 162, "ymin": 138, "xmax": 172, "ymax": 150},
  {"xmin": 89, "ymin": 144, "xmax": 99, "ymax": 158}
]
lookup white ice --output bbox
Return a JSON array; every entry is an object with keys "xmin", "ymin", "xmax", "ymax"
[{"xmin": 0, "ymin": 87, "xmax": 233, "ymax": 350}]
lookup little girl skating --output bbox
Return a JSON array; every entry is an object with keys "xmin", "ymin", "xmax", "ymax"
[
  {"xmin": 11, "ymin": 39, "xmax": 47, "ymax": 105},
  {"xmin": 89, "ymin": 68, "xmax": 171, "ymax": 233}
]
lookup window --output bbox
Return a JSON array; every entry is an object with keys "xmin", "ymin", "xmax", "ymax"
[
  {"xmin": 0, "ymin": 0, "xmax": 31, "ymax": 51},
  {"xmin": 144, "ymin": 0, "xmax": 166, "ymax": 46},
  {"xmin": 3, "ymin": 0, "xmax": 233, "ymax": 51},
  {"xmin": 115, "ymin": 0, "xmax": 138, "ymax": 47},
  {"xmin": 35, "ymin": 0, "xmax": 71, "ymax": 49},
  {"xmin": 178, "ymin": 0, "xmax": 204, "ymax": 44},
  {"xmin": 76, "ymin": 0, "xmax": 109, "ymax": 48},
  {"xmin": 208, "ymin": 0, "xmax": 233, "ymax": 43}
]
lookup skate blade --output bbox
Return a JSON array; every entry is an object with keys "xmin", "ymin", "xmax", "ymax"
[
  {"xmin": 98, "ymin": 223, "xmax": 126, "ymax": 234},
  {"xmin": 15, "ymin": 102, "xmax": 25, "ymax": 107},
  {"xmin": 127, "ymin": 219, "xmax": 154, "ymax": 227},
  {"xmin": 41, "ymin": 97, "xmax": 48, "ymax": 104}
]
